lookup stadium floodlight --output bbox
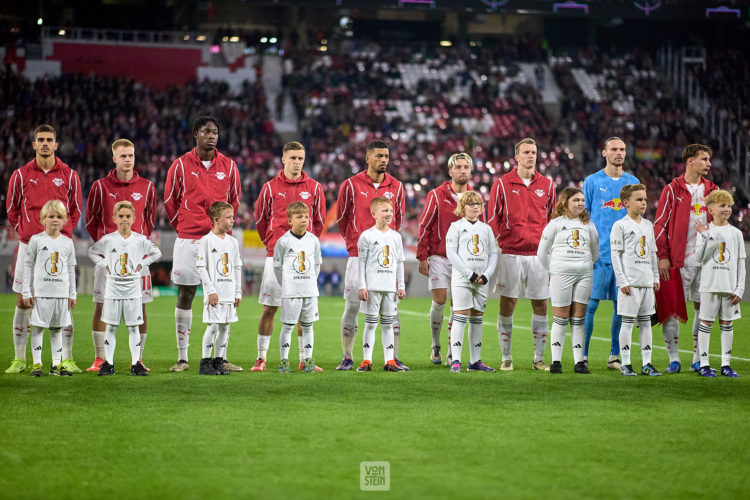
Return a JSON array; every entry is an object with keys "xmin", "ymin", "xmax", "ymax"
[
  {"xmin": 270, "ymin": 37, "xmax": 277, "ymax": 43},
  {"xmin": 440, "ymin": 40, "xmax": 452, "ymax": 47},
  {"xmin": 58, "ymin": 29, "xmax": 66, "ymax": 36},
  {"xmin": 196, "ymin": 35, "xmax": 207, "ymax": 41},
  {"xmin": 230, "ymin": 36, "xmax": 240, "ymax": 42},
  {"xmin": 37, "ymin": 18, "xmax": 43, "ymax": 25},
  {"xmin": 261, "ymin": 37, "xmax": 268, "ymax": 43}
]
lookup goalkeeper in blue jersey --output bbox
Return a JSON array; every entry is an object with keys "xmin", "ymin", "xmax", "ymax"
[{"xmin": 581, "ymin": 137, "xmax": 639, "ymax": 370}]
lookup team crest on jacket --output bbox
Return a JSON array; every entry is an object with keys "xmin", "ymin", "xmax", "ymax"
[
  {"xmin": 131, "ymin": 192, "xmax": 142, "ymax": 201},
  {"xmin": 216, "ymin": 253, "xmax": 232, "ymax": 276},
  {"xmin": 216, "ymin": 172, "xmax": 226, "ymax": 180},
  {"xmin": 535, "ymin": 189, "xmax": 545, "ymax": 197},
  {"xmin": 300, "ymin": 191, "xmax": 311, "ymax": 200},
  {"xmin": 712, "ymin": 242, "xmax": 731, "ymax": 265},
  {"xmin": 465, "ymin": 234, "xmax": 485, "ymax": 256},
  {"xmin": 383, "ymin": 192, "xmax": 394, "ymax": 200},
  {"xmin": 377, "ymin": 245, "xmax": 393, "ymax": 268},
  {"xmin": 53, "ymin": 178, "xmax": 64, "ymax": 187}
]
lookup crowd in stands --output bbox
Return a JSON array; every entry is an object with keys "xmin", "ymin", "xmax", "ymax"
[{"xmin": 1, "ymin": 39, "xmax": 748, "ymax": 242}]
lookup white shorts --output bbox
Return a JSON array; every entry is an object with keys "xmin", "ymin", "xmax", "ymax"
[
  {"xmin": 343, "ymin": 256, "xmax": 360, "ymax": 303},
  {"xmin": 280, "ymin": 297, "xmax": 319, "ymax": 324},
  {"xmin": 259, "ymin": 257, "xmax": 281, "ymax": 307},
  {"xmin": 680, "ymin": 265, "xmax": 701, "ymax": 303},
  {"xmin": 549, "ymin": 273, "xmax": 592, "ymax": 308},
  {"xmin": 428, "ymin": 255, "xmax": 452, "ymax": 290},
  {"xmin": 496, "ymin": 253, "xmax": 550, "ymax": 300},
  {"xmin": 360, "ymin": 291, "xmax": 398, "ymax": 316},
  {"xmin": 203, "ymin": 302, "xmax": 239, "ymax": 324},
  {"xmin": 452, "ymin": 284, "xmax": 488, "ymax": 312},
  {"xmin": 102, "ymin": 297, "xmax": 144, "ymax": 326},
  {"xmin": 617, "ymin": 287, "xmax": 656, "ymax": 317},
  {"xmin": 94, "ymin": 264, "xmax": 153, "ymax": 304},
  {"xmin": 12, "ymin": 242, "xmax": 28, "ymax": 293},
  {"xmin": 699, "ymin": 292, "xmax": 741, "ymax": 322},
  {"xmin": 30, "ymin": 297, "xmax": 72, "ymax": 328},
  {"xmin": 171, "ymin": 238, "xmax": 201, "ymax": 286}
]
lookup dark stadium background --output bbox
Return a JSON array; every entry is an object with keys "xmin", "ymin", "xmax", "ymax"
[{"xmin": 1, "ymin": 0, "xmax": 748, "ymax": 295}]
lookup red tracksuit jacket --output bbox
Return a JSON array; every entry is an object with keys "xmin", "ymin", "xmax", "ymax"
[
  {"xmin": 416, "ymin": 181, "xmax": 479, "ymax": 261},
  {"xmin": 253, "ymin": 170, "xmax": 326, "ymax": 256},
  {"xmin": 6, "ymin": 157, "xmax": 82, "ymax": 243},
  {"xmin": 336, "ymin": 170, "xmax": 405, "ymax": 257},
  {"xmin": 654, "ymin": 174, "xmax": 717, "ymax": 269},
  {"xmin": 487, "ymin": 168, "xmax": 556, "ymax": 255},
  {"xmin": 164, "ymin": 148, "xmax": 241, "ymax": 239},
  {"xmin": 85, "ymin": 169, "xmax": 157, "ymax": 241}
]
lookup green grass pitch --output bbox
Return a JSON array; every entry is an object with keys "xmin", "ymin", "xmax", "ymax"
[{"xmin": 1, "ymin": 294, "xmax": 748, "ymax": 498}]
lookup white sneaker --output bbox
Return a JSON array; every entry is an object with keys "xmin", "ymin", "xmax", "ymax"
[
  {"xmin": 532, "ymin": 360, "xmax": 550, "ymax": 371},
  {"xmin": 500, "ymin": 360, "xmax": 514, "ymax": 371},
  {"xmin": 607, "ymin": 356, "xmax": 622, "ymax": 370}
]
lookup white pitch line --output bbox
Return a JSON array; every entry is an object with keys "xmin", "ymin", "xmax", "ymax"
[{"xmin": 398, "ymin": 309, "xmax": 750, "ymax": 363}]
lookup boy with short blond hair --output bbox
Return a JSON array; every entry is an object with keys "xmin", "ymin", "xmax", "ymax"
[
  {"xmin": 610, "ymin": 184, "xmax": 661, "ymax": 376},
  {"xmin": 22, "ymin": 200, "xmax": 77, "ymax": 377},
  {"xmin": 88, "ymin": 201, "xmax": 161, "ymax": 376},
  {"xmin": 694, "ymin": 189, "xmax": 746, "ymax": 378},
  {"xmin": 273, "ymin": 201, "xmax": 322, "ymax": 373},
  {"xmin": 357, "ymin": 197, "xmax": 406, "ymax": 372},
  {"xmin": 196, "ymin": 201, "xmax": 243, "ymax": 375}
]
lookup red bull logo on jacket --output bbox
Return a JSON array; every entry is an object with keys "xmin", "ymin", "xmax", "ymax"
[{"xmin": 601, "ymin": 198, "xmax": 624, "ymax": 210}]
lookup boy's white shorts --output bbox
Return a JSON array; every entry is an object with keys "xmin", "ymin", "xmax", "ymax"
[
  {"xmin": 360, "ymin": 291, "xmax": 398, "ymax": 316},
  {"xmin": 699, "ymin": 292, "xmax": 741, "ymax": 322},
  {"xmin": 203, "ymin": 302, "xmax": 239, "ymax": 324},
  {"xmin": 451, "ymin": 284, "xmax": 488, "ymax": 312},
  {"xmin": 102, "ymin": 297, "xmax": 144, "ymax": 326},
  {"xmin": 617, "ymin": 287, "xmax": 656, "ymax": 317},
  {"xmin": 280, "ymin": 297, "xmax": 319, "ymax": 324},
  {"xmin": 30, "ymin": 297, "xmax": 72, "ymax": 328}
]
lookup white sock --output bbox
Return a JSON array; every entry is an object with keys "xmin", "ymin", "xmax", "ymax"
[
  {"xmin": 31, "ymin": 326, "xmax": 44, "ymax": 365},
  {"xmin": 139, "ymin": 333, "xmax": 147, "ymax": 358},
  {"xmin": 619, "ymin": 317, "xmax": 635, "ymax": 366},
  {"xmin": 175, "ymin": 308, "xmax": 192, "ymax": 362},
  {"xmin": 301, "ymin": 322, "xmax": 314, "ymax": 359},
  {"xmin": 698, "ymin": 322, "xmax": 711, "ymax": 367},
  {"xmin": 279, "ymin": 323, "xmax": 294, "ymax": 360},
  {"xmin": 62, "ymin": 325, "xmax": 73, "ymax": 360},
  {"xmin": 662, "ymin": 317, "xmax": 680, "ymax": 363},
  {"xmin": 498, "ymin": 315, "xmax": 513, "ymax": 361},
  {"xmin": 637, "ymin": 315, "xmax": 653, "ymax": 366},
  {"xmin": 104, "ymin": 324, "xmax": 117, "ymax": 364},
  {"xmin": 362, "ymin": 315, "xmax": 378, "ymax": 362},
  {"xmin": 468, "ymin": 315, "xmax": 483, "ymax": 364},
  {"xmin": 13, "ymin": 307, "xmax": 31, "ymax": 361},
  {"xmin": 257, "ymin": 334, "xmax": 271, "ymax": 361},
  {"xmin": 93, "ymin": 330, "xmax": 106, "ymax": 359},
  {"xmin": 720, "ymin": 323, "xmax": 734, "ymax": 367},
  {"xmin": 127, "ymin": 325, "xmax": 140, "ymax": 365},
  {"xmin": 215, "ymin": 324, "xmax": 230, "ymax": 359},
  {"xmin": 570, "ymin": 317, "xmax": 585, "ymax": 364},
  {"xmin": 50, "ymin": 328, "xmax": 63, "ymax": 366},
  {"xmin": 550, "ymin": 317, "xmax": 567, "ymax": 362},
  {"xmin": 429, "ymin": 301, "xmax": 445, "ymax": 347},
  {"xmin": 202, "ymin": 324, "xmax": 217, "ymax": 359},
  {"xmin": 341, "ymin": 301, "xmax": 359, "ymax": 358},
  {"xmin": 450, "ymin": 314, "xmax": 468, "ymax": 364},
  {"xmin": 381, "ymin": 315, "xmax": 395, "ymax": 362},
  {"xmin": 532, "ymin": 314, "xmax": 549, "ymax": 363},
  {"xmin": 298, "ymin": 334, "xmax": 305, "ymax": 363},
  {"xmin": 392, "ymin": 315, "xmax": 400, "ymax": 358},
  {"xmin": 692, "ymin": 315, "xmax": 701, "ymax": 363}
]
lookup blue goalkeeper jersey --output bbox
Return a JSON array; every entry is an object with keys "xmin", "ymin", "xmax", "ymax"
[{"xmin": 582, "ymin": 169, "xmax": 639, "ymax": 264}]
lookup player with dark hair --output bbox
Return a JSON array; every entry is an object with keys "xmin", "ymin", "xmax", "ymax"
[
  {"xmin": 336, "ymin": 140, "xmax": 406, "ymax": 371},
  {"xmin": 164, "ymin": 116, "xmax": 241, "ymax": 372},
  {"xmin": 5, "ymin": 124, "xmax": 83, "ymax": 375},
  {"xmin": 654, "ymin": 143, "xmax": 717, "ymax": 374}
]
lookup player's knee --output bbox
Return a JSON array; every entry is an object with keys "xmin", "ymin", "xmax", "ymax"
[{"xmin": 261, "ymin": 305, "xmax": 278, "ymax": 318}]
